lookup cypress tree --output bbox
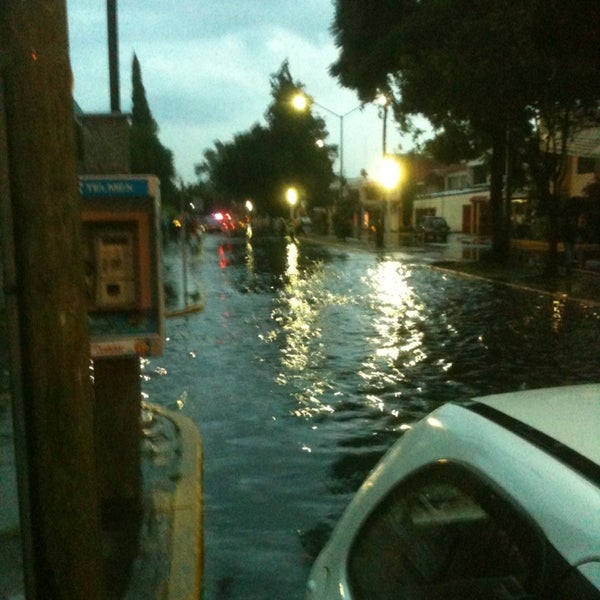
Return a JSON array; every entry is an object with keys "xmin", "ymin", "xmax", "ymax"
[
  {"xmin": 131, "ymin": 53, "xmax": 156, "ymax": 132},
  {"xmin": 130, "ymin": 53, "xmax": 178, "ymax": 209}
]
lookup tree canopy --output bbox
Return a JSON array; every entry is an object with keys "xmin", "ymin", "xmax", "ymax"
[
  {"xmin": 331, "ymin": 0, "xmax": 600, "ymax": 263},
  {"xmin": 196, "ymin": 61, "xmax": 336, "ymax": 217}
]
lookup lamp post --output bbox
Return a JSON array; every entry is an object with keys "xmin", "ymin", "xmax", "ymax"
[
  {"xmin": 377, "ymin": 156, "xmax": 401, "ymax": 248},
  {"xmin": 291, "ymin": 92, "xmax": 361, "ymax": 190},
  {"xmin": 375, "ymin": 93, "xmax": 389, "ymax": 157}
]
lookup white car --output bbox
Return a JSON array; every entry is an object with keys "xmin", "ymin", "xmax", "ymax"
[{"xmin": 306, "ymin": 385, "xmax": 600, "ymax": 599}]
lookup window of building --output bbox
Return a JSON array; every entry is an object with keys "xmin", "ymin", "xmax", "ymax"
[
  {"xmin": 577, "ymin": 156, "xmax": 596, "ymax": 174},
  {"xmin": 471, "ymin": 164, "xmax": 488, "ymax": 186},
  {"xmin": 446, "ymin": 173, "xmax": 468, "ymax": 191},
  {"xmin": 348, "ymin": 462, "xmax": 545, "ymax": 599}
]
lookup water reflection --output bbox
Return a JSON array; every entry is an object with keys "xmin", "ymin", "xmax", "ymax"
[
  {"xmin": 367, "ymin": 260, "xmax": 414, "ymax": 364},
  {"xmin": 245, "ymin": 239, "xmax": 255, "ymax": 279},
  {"xmin": 552, "ymin": 294, "xmax": 567, "ymax": 333},
  {"xmin": 269, "ymin": 240, "xmax": 334, "ymax": 419},
  {"xmin": 218, "ymin": 243, "xmax": 230, "ymax": 269},
  {"xmin": 286, "ymin": 240, "xmax": 299, "ymax": 279},
  {"xmin": 143, "ymin": 235, "xmax": 600, "ymax": 599}
]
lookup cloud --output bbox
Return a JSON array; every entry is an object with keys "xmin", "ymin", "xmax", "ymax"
[{"xmin": 67, "ymin": 0, "xmax": 409, "ymax": 183}]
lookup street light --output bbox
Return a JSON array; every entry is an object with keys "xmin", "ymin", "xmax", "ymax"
[
  {"xmin": 291, "ymin": 92, "xmax": 361, "ymax": 184},
  {"xmin": 286, "ymin": 186, "xmax": 298, "ymax": 220},
  {"xmin": 376, "ymin": 156, "xmax": 401, "ymax": 248},
  {"xmin": 379, "ymin": 156, "xmax": 401, "ymax": 190}
]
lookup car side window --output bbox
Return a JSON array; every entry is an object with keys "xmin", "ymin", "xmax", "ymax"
[
  {"xmin": 554, "ymin": 562, "xmax": 600, "ymax": 599},
  {"xmin": 348, "ymin": 462, "xmax": 544, "ymax": 599}
]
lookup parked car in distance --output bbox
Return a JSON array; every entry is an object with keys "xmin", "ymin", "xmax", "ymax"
[
  {"xmin": 417, "ymin": 215, "xmax": 450, "ymax": 242},
  {"xmin": 201, "ymin": 211, "xmax": 235, "ymax": 233},
  {"xmin": 306, "ymin": 384, "xmax": 600, "ymax": 599},
  {"xmin": 200, "ymin": 214, "xmax": 222, "ymax": 233}
]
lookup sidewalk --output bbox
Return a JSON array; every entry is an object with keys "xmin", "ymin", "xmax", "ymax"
[
  {"xmin": 0, "ymin": 396, "xmax": 202, "ymax": 600},
  {"xmin": 304, "ymin": 231, "xmax": 600, "ymax": 305},
  {"xmin": 1, "ymin": 243, "xmax": 204, "ymax": 599}
]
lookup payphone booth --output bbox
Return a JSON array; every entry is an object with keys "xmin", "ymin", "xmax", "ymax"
[
  {"xmin": 80, "ymin": 174, "xmax": 164, "ymax": 508},
  {"xmin": 79, "ymin": 174, "xmax": 164, "ymax": 358}
]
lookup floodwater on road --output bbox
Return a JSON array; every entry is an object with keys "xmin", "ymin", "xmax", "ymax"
[{"xmin": 143, "ymin": 232, "xmax": 600, "ymax": 600}]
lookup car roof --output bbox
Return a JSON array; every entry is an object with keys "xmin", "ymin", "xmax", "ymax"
[{"xmin": 473, "ymin": 384, "xmax": 600, "ymax": 467}]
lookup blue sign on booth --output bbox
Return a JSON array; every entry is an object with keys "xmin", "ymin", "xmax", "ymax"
[
  {"xmin": 79, "ymin": 176, "xmax": 155, "ymax": 198},
  {"xmin": 79, "ymin": 174, "xmax": 164, "ymax": 358}
]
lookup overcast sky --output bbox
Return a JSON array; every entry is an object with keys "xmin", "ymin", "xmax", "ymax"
[{"xmin": 66, "ymin": 0, "xmax": 410, "ymax": 184}]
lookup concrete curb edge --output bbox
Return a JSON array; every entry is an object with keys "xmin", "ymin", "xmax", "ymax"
[{"xmin": 149, "ymin": 404, "xmax": 203, "ymax": 600}]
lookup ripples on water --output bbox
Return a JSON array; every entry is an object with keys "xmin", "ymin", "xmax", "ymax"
[{"xmin": 146, "ymin": 235, "xmax": 600, "ymax": 599}]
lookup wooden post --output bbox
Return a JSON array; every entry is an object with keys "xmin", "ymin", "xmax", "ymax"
[
  {"xmin": 0, "ymin": 2, "xmax": 104, "ymax": 597},
  {"xmin": 93, "ymin": 357, "xmax": 142, "ymax": 511}
]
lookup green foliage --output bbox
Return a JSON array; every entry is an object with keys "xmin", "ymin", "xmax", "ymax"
[
  {"xmin": 330, "ymin": 0, "xmax": 410, "ymax": 101},
  {"xmin": 196, "ymin": 61, "xmax": 336, "ymax": 217},
  {"xmin": 130, "ymin": 53, "xmax": 178, "ymax": 210},
  {"xmin": 423, "ymin": 121, "xmax": 487, "ymax": 165},
  {"xmin": 331, "ymin": 0, "xmax": 600, "ymax": 262}
]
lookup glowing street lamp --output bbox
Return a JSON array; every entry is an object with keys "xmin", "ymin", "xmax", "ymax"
[
  {"xmin": 376, "ymin": 156, "xmax": 402, "ymax": 248},
  {"xmin": 291, "ymin": 94, "xmax": 308, "ymax": 112},
  {"xmin": 286, "ymin": 187, "xmax": 298, "ymax": 220},
  {"xmin": 379, "ymin": 156, "xmax": 401, "ymax": 191}
]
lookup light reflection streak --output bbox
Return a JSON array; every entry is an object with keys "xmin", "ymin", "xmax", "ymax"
[
  {"xmin": 269, "ymin": 241, "xmax": 333, "ymax": 417},
  {"xmin": 427, "ymin": 416, "xmax": 445, "ymax": 429},
  {"xmin": 245, "ymin": 239, "xmax": 255, "ymax": 278},
  {"xmin": 218, "ymin": 244, "xmax": 228, "ymax": 268},
  {"xmin": 365, "ymin": 394, "xmax": 385, "ymax": 412},
  {"xmin": 286, "ymin": 240, "xmax": 298, "ymax": 278},
  {"xmin": 552, "ymin": 295, "xmax": 567, "ymax": 333},
  {"xmin": 359, "ymin": 261, "xmax": 427, "ymax": 406}
]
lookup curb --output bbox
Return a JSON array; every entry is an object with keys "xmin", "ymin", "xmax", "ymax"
[
  {"xmin": 432, "ymin": 264, "xmax": 600, "ymax": 308},
  {"xmin": 166, "ymin": 301, "xmax": 205, "ymax": 319},
  {"xmin": 150, "ymin": 404, "xmax": 203, "ymax": 600}
]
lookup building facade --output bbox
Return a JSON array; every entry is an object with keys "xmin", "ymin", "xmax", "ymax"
[{"xmin": 412, "ymin": 129, "xmax": 600, "ymax": 240}]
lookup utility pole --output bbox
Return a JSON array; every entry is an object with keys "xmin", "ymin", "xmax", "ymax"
[
  {"xmin": 107, "ymin": 0, "xmax": 120, "ymax": 112},
  {"xmin": 0, "ymin": 2, "xmax": 104, "ymax": 598}
]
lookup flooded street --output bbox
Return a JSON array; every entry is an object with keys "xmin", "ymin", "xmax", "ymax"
[{"xmin": 144, "ymin": 233, "xmax": 600, "ymax": 600}]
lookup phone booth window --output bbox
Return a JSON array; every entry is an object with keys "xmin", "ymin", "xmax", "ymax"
[{"xmin": 348, "ymin": 462, "xmax": 545, "ymax": 599}]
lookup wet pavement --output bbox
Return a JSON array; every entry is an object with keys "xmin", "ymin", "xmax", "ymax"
[
  {"xmin": 147, "ymin": 232, "xmax": 600, "ymax": 599},
  {"xmin": 2, "ymin": 231, "xmax": 600, "ymax": 599}
]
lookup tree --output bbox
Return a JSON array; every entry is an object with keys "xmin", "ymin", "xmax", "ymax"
[
  {"xmin": 130, "ymin": 53, "xmax": 178, "ymax": 211},
  {"xmin": 331, "ymin": 0, "xmax": 600, "ymax": 266},
  {"xmin": 518, "ymin": 1, "xmax": 600, "ymax": 273},
  {"xmin": 198, "ymin": 125, "xmax": 278, "ymax": 213},
  {"xmin": 332, "ymin": 0, "xmax": 532, "ymax": 260},
  {"xmin": 196, "ymin": 61, "xmax": 336, "ymax": 217}
]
